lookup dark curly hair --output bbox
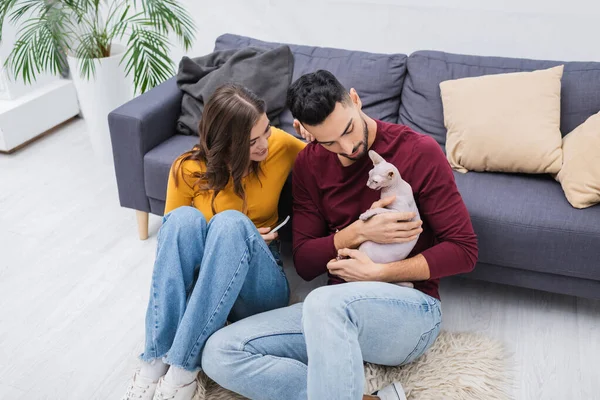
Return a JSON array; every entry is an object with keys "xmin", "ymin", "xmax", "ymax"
[{"xmin": 286, "ymin": 69, "xmax": 352, "ymax": 125}]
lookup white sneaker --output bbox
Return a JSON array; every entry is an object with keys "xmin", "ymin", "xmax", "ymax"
[
  {"xmin": 153, "ymin": 377, "xmax": 197, "ymax": 400},
  {"xmin": 122, "ymin": 370, "xmax": 158, "ymax": 400},
  {"xmin": 376, "ymin": 381, "xmax": 407, "ymax": 400}
]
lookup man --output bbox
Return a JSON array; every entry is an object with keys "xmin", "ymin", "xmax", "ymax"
[{"xmin": 201, "ymin": 70, "xmax": 478, "ymax": 400}]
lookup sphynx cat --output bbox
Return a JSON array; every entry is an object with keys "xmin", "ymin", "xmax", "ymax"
[{"xmin": 358, "ymin": 150, "xmax": 421, "ymax": 288}]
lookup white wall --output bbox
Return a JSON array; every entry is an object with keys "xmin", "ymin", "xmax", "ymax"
[{"xmin": 172, "ymin": 0, "xmax": 600, "ymax": 63}]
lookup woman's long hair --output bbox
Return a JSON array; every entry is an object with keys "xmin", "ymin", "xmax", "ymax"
[{"xmin": 173, "ymin": 83, "xmax": 266, "ymax": 214}]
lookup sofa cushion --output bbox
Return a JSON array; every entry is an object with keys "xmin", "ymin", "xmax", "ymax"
[
  {"xmin": 454, "ymin": 170, "xmax": 600, "ymax": 281},
  {"xmin": 144, "ymin": 135, "xmax": 198, "ymax": 201},
  {"xmin": 214, "ymin": 33, "xmax": 407, "ymax": 137},
  {"xmin": 554, "ymin": 111, "xmax": 600, "ymax": 209},
  {"xmin": 400, "ymin": 50, "xmax": 600, "ymax": 148},
  {"xmin": 440, "ymin": 65, "xmax": 564, "ymax": 174}
]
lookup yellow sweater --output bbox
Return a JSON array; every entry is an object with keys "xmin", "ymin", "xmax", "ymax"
[{"xmin": 164, "ymin": 127, "xmax": 306, "ymax": 228}]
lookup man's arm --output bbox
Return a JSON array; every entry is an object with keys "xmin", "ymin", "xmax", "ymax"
[
  {"xmin": 378, "ymin": 254, "xmax": 431, "ymax": 282},
  {"xmin": 333, "ymin": 221, "xmax": 364, "ymax": 250},
  {"xmin": 291, "ymin": 152, "xmax": 338, "ymax": 281},
  {"xmin": 380, "ymin": 137, "xmax": 478, "ymax": 282}
]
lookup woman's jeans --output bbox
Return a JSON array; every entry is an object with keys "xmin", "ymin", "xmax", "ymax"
[{"xmin": 139, "ymin": 206, "xmax": 290, "ymax": 371}]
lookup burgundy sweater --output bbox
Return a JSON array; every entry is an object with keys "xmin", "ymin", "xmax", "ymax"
[{"xmin": 291, "ymin": 120, "xmax": 478, "ymax": 301}]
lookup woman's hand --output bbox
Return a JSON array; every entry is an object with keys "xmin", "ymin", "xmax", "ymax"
[
  {"xmin": 293, "ymin": 119, "xmax": 315, "ymax": 142},
  {"xmin": 258, "ymin": 227, "xmax": 279, "ymax": 245}
]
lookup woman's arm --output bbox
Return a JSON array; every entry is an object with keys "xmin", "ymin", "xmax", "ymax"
[
  {"xmin": 287, "ymin": 132, "xmax": 307, "ymax": 158},
  {"xmin": 164, "ymin": 157, "xmax": 195, "ymax": 215},
  {"xmin": 272, "ymin": 127, "xmax": 307, "ymax": 162}
]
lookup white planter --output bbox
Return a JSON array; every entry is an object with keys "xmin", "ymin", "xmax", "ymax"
[{"xmin": 67, "ymin": 43, "xmax": 133, "ymax": 164}]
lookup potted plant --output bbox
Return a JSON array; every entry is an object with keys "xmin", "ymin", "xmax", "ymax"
[{"xmin": 0, "ymin": 0, "xmax": 195, "ymax": 163}]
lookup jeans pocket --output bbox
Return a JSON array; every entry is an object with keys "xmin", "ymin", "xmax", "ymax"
[
  {"xmin": 268, "ymin": 240, "xmax": 284, "ymax": 268},
  {"xmin": 400, "ymin": 322, "xmax": 441, "ymax": 365}
]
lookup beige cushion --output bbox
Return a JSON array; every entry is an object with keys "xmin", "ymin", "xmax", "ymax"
[
  {"xmin": 554, "ymin": 111, "xmax": 600, "ymax": 209},
  {"xmin": 440, "ymin": 65, "xmax": 564, "ymax": 174}
]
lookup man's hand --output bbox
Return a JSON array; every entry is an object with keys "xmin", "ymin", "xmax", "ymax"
[
  {"xmin": 258, "ymin": 227, "xmax": 278, "ymax": 245},
  {"xmin": 358, "ymin": 209, "xmax": 422, "ymax": 244},
  {"xmin": 327, "ymin": 249, "xmax": 384, "ymax": 282},
  {"xmin": 293, "ymin": 119, "xmax": 315, "ymax": 142},
  {"xmin": 370, "ymin": 195, "xmax": 396, "ymax": 210},
  {"xmin": 333, "ymin": 196, "xmax": 423, "ymax": 250}
]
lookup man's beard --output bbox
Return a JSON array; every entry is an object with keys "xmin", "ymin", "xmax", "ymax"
[{"xmin": 340, "ymin": 117, "xmax": 369, "ymax": 161}]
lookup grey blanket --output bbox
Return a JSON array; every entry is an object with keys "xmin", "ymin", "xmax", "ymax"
[{"xmin": 175, "ymin": 45, "xmax": 294, "ymax": 136}]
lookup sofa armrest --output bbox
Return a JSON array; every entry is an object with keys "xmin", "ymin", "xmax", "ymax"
[{"xmin": 108, "ymin": 77, "xmax": 183, "ymax": 213}]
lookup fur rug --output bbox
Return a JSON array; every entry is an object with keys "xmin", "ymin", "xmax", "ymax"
[{"xmin": 191, "ymin": 330, "xmax": 513, "ymax": 400}]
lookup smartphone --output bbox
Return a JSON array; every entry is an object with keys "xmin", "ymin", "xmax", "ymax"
[{"xmin": 270, "ymin": 215, "xmax": 290, "ymax": 233}]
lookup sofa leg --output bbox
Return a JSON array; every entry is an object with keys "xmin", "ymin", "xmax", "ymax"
[{"xmin": 136, "ymin": 211, "xmax": 149, "ymax": 240}]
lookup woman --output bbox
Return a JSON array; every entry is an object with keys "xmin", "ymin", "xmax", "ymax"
[{"xmin": 123, "ymin": 83, "xmax": 306, "ymax": 400}]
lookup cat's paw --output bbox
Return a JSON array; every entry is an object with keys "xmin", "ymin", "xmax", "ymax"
[{"xmin": 359, "ymin": 210, "xmax": 375, "ymax": 221}]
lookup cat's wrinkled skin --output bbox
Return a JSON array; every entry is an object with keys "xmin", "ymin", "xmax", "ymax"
[{"xmin": 358, "ymin": 150, "xmax": 421, "ymax": 288}]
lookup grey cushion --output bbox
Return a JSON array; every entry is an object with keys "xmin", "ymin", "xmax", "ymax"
[
  {"xmin": 214, "ymin": 34, "xmax": 407, "ymax": 137},
  {"xmin": 149, "ymin": 197, "xmax": 167, "ymax": 216},
  {"xmin": 454, "ymin": 170, "xmax": 600, "ymax": 281},
  {"xmin": 400, "ymin": 51, "xmax": 600, "ymax": 148},
  {"xmin": 144, "ymin": 134, "xmax": 199, "ymax": 201}
]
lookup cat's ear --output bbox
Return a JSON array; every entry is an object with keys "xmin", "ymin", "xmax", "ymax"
[
  {"xmin": 368, "ymin": 150, "xmax": 384, "ymax": 165},
  {"xmin": 387, "ymin": 170, "xmax": 395, "ymax": 180}
]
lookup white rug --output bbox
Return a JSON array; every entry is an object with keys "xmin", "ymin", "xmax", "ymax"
[{"xmin": 191, "ymin": 330, "xmax": 514, "ymax": 400}]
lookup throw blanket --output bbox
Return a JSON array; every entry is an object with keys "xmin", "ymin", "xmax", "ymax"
[{"xmin": 176, "ymin": 45, "xmax": 294, "ymax": 136}]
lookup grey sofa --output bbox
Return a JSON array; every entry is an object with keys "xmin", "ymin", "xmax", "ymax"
[{"xmin": 108, "ymin": 33, "xmax": 600, "ymax": 300}]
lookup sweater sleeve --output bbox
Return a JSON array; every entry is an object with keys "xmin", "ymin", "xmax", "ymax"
[
  {"xmin": 413, "ymin": 137, "xmax": 479, "ymax": 279},
  {"xmin": 164, "ymin": 157, "xmax": 195, "ymax": 215},
  {"xmin": 278, "ymin": 127, "xmax": 307, "ymax": 159},
  {"xmin": 291, "ymin": 151, "xmax": 338, "ymax": 281}
]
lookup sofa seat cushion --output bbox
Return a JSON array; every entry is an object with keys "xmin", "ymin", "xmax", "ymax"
[
  {"xmin": 214, "ymin": 33, "xmax": 407, "ymax": 136},
  {"xmin": 454, "ymin": 171, "xmax": 600, "ymax": 281},
  {"xmin": 400, "ymin": 50, "xmax": 600, "ymax": 148},
  {"xmin": 144, "ymin": 134, "xmax": 198, "ymax": 201}
]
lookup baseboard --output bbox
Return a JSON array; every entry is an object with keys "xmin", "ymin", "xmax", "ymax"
[
  {"xmin": 0, "ymin": 79, "xmax": 80, "ymax": 152},
  {"xmin": 0, "ymin": 117, "xmax": 79, "ymax": 154}
]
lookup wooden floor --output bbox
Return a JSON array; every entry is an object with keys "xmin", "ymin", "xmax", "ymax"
[{"xmin": 0, "ymin": 118, "xmax": 598, "ymax": 400}]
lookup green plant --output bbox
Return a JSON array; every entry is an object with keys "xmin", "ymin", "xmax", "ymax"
[{"xmin": 0, "ymin": 0, "xmax": 195, "ymax": 93}]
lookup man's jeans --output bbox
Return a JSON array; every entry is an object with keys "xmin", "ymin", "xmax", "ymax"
[
  {"xmin": 139, "ymin": 206, "xmax": 290, "ymax": 371},
  {"xmin": 202, "ymin": 281, "xmax": 442, "ymax": 400}
]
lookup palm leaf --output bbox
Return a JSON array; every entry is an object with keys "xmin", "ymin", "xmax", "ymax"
[
  {"xmin": 124, "ymin": 26, "xmax": 174, "ymax": 94},
  {"xmin": 8, "ymin": 0, "xmax": 45, "ymax": 25},
  {"xmin": 74, "ymin": 32, "xmax": 104, "ymax": 79},
  {"xmin": 5, "ymin": 6, "xmax": 69, "ymax": 84},
  {"xmin": 141, "ymin": 0, "xmax": 195, "ymax": 50},
  {"xmin": 0, "ymin": 0, "xmax": 19, "ymax": 41},
  {"xmin": 3, "ymin": 0, "xmax": 195, "ymax": 93}
]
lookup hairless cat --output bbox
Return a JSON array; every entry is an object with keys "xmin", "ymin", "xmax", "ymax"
[{"xmin": 357, "ymin": 150, "xmax": 421, "ymax": 288}]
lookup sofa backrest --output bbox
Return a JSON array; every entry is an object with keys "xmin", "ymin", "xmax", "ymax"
[
  {"xmin": 400, "ymin": 50, "xmax": 600, "ymax": 148},
  {"xmin": 214, "ymin": 34, "xmax": 407, "ymax": 136}
]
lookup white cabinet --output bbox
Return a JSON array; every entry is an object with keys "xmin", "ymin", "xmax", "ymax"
[{"xmin": 0, "ymin": 21, "xmax": 80, "ymax": 153}]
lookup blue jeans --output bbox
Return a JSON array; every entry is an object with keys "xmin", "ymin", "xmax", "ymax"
[
  {"xmin": 139, "ymin": 206, "xmax": 290, "ymax": 371},
  {"xmin": 202, "ymin": 282, "xmax": 442, "ymax": 400}
]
